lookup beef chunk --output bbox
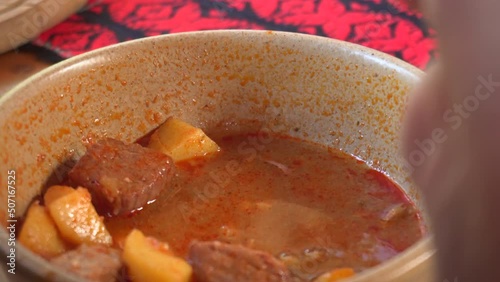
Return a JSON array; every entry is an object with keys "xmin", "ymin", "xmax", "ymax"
[
  {"xmin": 188, "ymin": 241, "xmax": 292, "ymax": 282},
  {"xmin": 68, "ymin": 138, "xmax": 174, "ymax": 216},
  {"xmin": 51, "ymin": 244, "xmax": 121, "ymax": 282}
]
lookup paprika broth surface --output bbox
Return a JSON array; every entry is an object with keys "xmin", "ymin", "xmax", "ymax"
[{"xmin": 105, "ymin": 132, "xmax": 424, "ymax": 281}]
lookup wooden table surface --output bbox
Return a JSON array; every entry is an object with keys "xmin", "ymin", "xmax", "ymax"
[{"xmin": 0, "ymin": 44, "xmax": 62, "ymax": 97}]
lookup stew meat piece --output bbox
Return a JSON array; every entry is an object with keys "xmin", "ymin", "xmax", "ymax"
[
  {"xmin": 68, "ymin": 138, "xmax": 174, "ymax": 215},
  {"xmin": 50, "ymin": 244, "xmax": 121, "ymax": 282},
  {"xmin": 188, "ymin": 241, "xmax": 292, "ymax": 282}
]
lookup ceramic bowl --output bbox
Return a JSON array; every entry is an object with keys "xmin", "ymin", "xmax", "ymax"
[
  {"xmin": 0, "ymin": 0, "xmax": 86, "ymax": 54},
  {"xmin": 0, "ymin": 30, "xmax": 436, "ymax": 282}
]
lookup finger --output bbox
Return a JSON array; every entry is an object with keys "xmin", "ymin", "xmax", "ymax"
[
  {"xmin": 402, "ymin": 66, "xmax": 449, "ymax": 184},
  {"xmin": 418, "ymin": 0, "xmax": 437, "ymax": 27}
]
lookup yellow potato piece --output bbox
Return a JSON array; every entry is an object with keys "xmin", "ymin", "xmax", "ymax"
[
  {"xmin": 44, "ymin": 185, "xmax": 75, "ymax": 206},
  {"xmin": 315, "ymin": 268, "xmax": 355, "ymax": 282},
  {"xmin": 123, "ymin": 229, "xmax": 192, "ymax": 282},
  {"xmin": 47, "ymin": 187, "xmax": 112, "ymax": 246},
  {"xmin": 148, "ymin": 117, "xmax": 220, "ymax": 162},
  {"xmin": 19, "ymin": 201, "xmax": 69, "ymax": 258}
]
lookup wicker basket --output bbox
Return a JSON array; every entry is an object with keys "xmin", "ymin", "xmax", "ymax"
[{"xmin": 0, "ymin": 0, "xmax": 87, "ymax": 54}]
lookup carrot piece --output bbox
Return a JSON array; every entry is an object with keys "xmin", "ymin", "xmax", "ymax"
[{"xmin": 315, "ymin": 268, "xmax": 355, "ymax": 282}]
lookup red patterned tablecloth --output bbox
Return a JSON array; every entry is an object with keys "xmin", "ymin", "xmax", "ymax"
[{"xmin": 34, "ymin": 0, "xmax": 435, "ymax": 69}]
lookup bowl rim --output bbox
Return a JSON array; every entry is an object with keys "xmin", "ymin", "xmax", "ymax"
[
  {"xmin": 1, "ymin": 29, "xmax": 424, "ymax": 105},
  {"xmin": 0, "ymin": 29, "xmax": 432, "ymax": 282}
]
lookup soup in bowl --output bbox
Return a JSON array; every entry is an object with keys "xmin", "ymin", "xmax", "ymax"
[{"xmin": 0, "ymin": 30, "xmax": 435, "ymax": 282}]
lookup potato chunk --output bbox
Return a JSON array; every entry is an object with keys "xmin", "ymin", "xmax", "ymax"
[
  {"xmin": 47, "ymin": 187, "xmax": 112, "ymax": 246},
  {"xmin": 148, "ymin": 117, "xmax": 219, "ymax": 162},
  {"xmin": 19, "ymin": 201, "xmax": 69, "ymax": 258},
  {"xmin": 123, "ymin": 229, "xmax": 192, "ymax": 282},
  {"xmin": 44, "ymin": 185, "xmax": 75, "ymax": 206}
]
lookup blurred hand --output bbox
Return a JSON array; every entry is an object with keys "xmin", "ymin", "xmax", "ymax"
[{"xmin": 403, "ymin": 1, "xmax": 500, "ymax": 281}]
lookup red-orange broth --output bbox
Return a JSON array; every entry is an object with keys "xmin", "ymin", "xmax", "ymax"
[{"xmin": 106, "ymin": 133, "xmax": 424, "ymax": 280}]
